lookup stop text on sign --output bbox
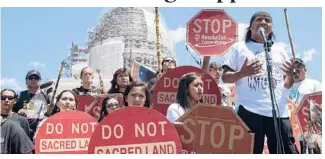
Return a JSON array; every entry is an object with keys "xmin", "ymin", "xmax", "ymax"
[
  {"xmin": 180, "ymin": 118, "xmax": 244, "ymax": 151},
  {"xmin": 193, "ymin": 18, "xmax": 232, "ymax": 34}
]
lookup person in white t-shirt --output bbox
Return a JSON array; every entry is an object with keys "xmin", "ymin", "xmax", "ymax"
[
  {"xmin": 222, "ymin": 11, "xmax": 297, "ymax": 154},
  {"xmin": 288, "ymin": 58, "xmax": 322, "ymax": 105},
  {"xmin": 166, "ymin": 72, "xmax": 203, "ymax": 123}
]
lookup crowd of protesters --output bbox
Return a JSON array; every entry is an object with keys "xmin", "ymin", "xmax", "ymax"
[{"xmin": 1, "ymin": 11, "xmax": 322, "ymax": 154}]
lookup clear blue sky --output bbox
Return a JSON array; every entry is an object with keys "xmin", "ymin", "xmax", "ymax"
[{"xmin": 1, "ymin": 7, "xmax": 322, "ymax": 92}]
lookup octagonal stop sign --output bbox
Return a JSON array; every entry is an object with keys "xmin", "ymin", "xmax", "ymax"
[
  {"xmin": 295, "ymin": 91, "xmax": 322, "ymax": 134},
  {"xmin": 186, "ymin": 9, "xmax": 238, "ymax": 56},
  {"xmin": 174, "ymin": 104, "xmax": 254, "ymax": 154}
]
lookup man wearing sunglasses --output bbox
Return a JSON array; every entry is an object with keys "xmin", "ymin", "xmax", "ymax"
[
  {"xmin": 13, "ymin": 70, "xmax": 50, "ymax": 140},
  {"xmin": 1, "ymin": 89, "xmax": 31, "ymax": 137},
  {"xmin": 148, "ymin": 56, "xmax": 177, "ymax": 93},
  {"xmin": 1, "ymin": 89, "xmax": 34, "ymax": 154},
  {"xmin": 288, "ymin": 58, "xmax": 322, "ymax": 105}
]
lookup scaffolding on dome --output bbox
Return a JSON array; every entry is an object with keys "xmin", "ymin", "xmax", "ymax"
[{"xmin": 86, "ymin": 7, "xmax": 175, "ymax": 71}]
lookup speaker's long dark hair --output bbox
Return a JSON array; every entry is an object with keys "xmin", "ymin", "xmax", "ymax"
[{"xmin": 176, "ymin": 72, "xmax": 203, "ymax": 110}]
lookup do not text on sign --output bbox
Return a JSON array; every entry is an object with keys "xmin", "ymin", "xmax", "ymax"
[
  {"xmin": 152, "ymin": 66, "xmax": 221, "ymax": 116},
  {"xmin": 88, "ymin": 107, "xmax": 182, "ymax": 154},
  {"xmin": 35, "ymin": 111, "xmax": 99, "ymax": 154},
  {"xmin": 186, "ymin": 9, "xmax": 238, "ymax": 56}
]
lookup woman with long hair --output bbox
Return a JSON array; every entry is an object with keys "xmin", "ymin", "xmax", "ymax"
[
  {"xmin": 166, "ymin": 72, "xmax": 203, "ymax": 123},
  {"xmin": 123, "ymin": 81, "xmax": 151, "ymax": 108},
  {"xmin": 108, "ymin": 68, "xmax": 134, "ymax": 94},
  {"xmin": 98, "ymin": 96, "xmax": 121, "ymax": 122},
  {"xmin": 36, "ymin": 90, "xmax": 78, "ymax": 136}
]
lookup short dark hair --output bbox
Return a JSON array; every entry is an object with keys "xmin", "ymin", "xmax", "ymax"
[
  {"xmin": 1, "ymin": 89, "xmax": 17, "ymax": 98},
  {"xmin": 123, "ymin": 81, "xmax": 151, "ymax": 108},
  {"xmin": 176, "ymin": 72, "xmax": 202, "ymax": 110}
]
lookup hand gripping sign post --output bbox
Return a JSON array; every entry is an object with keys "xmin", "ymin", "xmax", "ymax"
[
  {"xmin": 76, "ymin": 93, "xmax": 124, "ymax": 119},
  {"xmin": 186, "ymin": 9, "xmax": 238, "ymax": 56},
  {"xmin": 152, "ymin": 66, "xmax": 221, "ymax": 116},
  {"xmin": 295, "ymin": 91, "xmax": 322, "ymax": 135},
  {"xmin": 174, "ymin": 104, "xmax": 254, "ymax": 154},
  {"xmin": 88, "ymin": 107, "xmax": 182, "ymax": 154},
  {"xmin": 35, "ymin": 111, "xmax": 99, "ymax": 154}
]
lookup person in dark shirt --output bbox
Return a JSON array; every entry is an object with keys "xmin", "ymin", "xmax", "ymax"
[
  {"xmin": 0, "ymin": 118, "xmax": 34, "ymax": 154},
  {"xmin": 108, "ymin": 68, "xmax": 134, "ymax": 94},
  {"xmin": 72, "ymin": 67, "xmax": 100, "ymax": 96},
  {"xmin": 12, "ymin": 70, "xmax": 49, "ymax": 141},
  {"xmin": 1, "ymin": 89, "xmax": 30, "ymax": 137}
]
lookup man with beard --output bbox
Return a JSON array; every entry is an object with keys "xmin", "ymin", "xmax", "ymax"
[
  {"xmin": 148, "ymin": 56, "xmax": 177, "ymax": 93},
  {"xmin": 13, "ymin": 70, "xmax": 49, "ymax": 141}
]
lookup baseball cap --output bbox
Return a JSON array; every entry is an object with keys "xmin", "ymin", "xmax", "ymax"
[
  {"xmin": 295, "ymin": 58, "xmax": 306, "ymax": 67},
  {"xmin": 26, "ymin": 70, "xmax": 42, "ymax": 80}
]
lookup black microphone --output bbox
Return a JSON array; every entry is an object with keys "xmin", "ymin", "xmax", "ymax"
[{"xmin": 258, "ymin": 27, "xmax": 267, "ymax": 43}]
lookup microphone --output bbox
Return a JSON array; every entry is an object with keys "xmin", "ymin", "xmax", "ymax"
[{"xmin": 258, "ymin": 27, "xmax": 267, "ymax": 43}]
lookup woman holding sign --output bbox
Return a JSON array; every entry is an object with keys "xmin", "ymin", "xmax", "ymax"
[
  {"xmin": 124, "ymin": 81, "xmax": 151, "ymax": 108},
  {"xmin": 35, "ymin": 90, "xmax": 78, "ymax": 138},
  {"xmin": 98, "ymin": 96, "xmax": 121, "ymax": 122},
  {"xmin": 166, "ymin": 72, "xmax": 203, "ymax": 123}
]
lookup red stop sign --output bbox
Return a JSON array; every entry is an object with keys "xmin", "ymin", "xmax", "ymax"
[
  {"xmin": 295, "ymin": 91, "xmax": 322, "ymax": 134},
  {"xmin": 76, "ymin": 93, "xmax": 124, "ymax": 119},
  {"xmin": 186, "ymin": 9, "xmax": 238, "ymax": 56},
  {"xmin": 175, "ymin": 104, "xmax": 254, "ymax": 154},
  {"xmin": 152, "ymin": 66, "xmax": 221, "ymax": 116},
  {"xmin": 88, "ymin": 107, "xmax": 182, "ymax": 154},
  {"xmin": 35, "ymin": 111, "xmax": 99, "ymax": 154}
]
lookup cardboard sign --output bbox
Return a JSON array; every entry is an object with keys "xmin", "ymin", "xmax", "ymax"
[
  {"xmin": 186, "ymin": 9, "xmax": 238, "ymax": 56},
  {"xmin": 35, "ymin": 111, "xmax": 99, "ymax": 154},
  {"xmin": 152, "ymin": 66, "xmax": 221, "ymax": 116},
  {"xmin": 295, "ymin": 91, "xmax": 322, "ymax": 134},
  {"xmin": 175, "ymin": 104, "xmax": 254, "ymax": 154},
  {"xmin": 88, "ymin": 107, "xmax": 182, "ymax": 154},
  {"xmin": 76, "ymin": 93, "xmax": 124, "ymax": 119}
]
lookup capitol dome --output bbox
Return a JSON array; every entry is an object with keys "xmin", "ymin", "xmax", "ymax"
[
  {"xmin": 87, "ymin": 7, "xmax": 176, "ymax": 72},
  {"xmin": 55, "ymin": 7, "xmax": 176, "ymax": 94}
]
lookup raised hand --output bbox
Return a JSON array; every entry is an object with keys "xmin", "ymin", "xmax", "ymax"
[
  {"xmin": 239, "ymin": 58, "xmax": 263, "ymax": 77},
  {"xmin": 281, "ymin": 58, "xmax": 294, "ymax": 77}
]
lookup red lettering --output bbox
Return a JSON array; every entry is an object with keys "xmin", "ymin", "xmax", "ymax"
[
  {"xmin": 41, "ymin": 141, "xmax": 47, "ymax": 150},
  {"xmin": 153, "ymin": 145, "xmax": 158, "ymax": 154},
  {"xmin": 97, "ymin": 148, "xmax": 103, "ymax": 154},
  {"xmin": 120, "ymin": 147, "xmax": 127, "ymax": 154},
  {"xmin": 112, "ymin": 148, "xmax": 119, "ymax": 154}
]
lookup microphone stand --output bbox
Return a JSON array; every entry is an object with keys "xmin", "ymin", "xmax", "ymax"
[{"xmin": 262, "ymin": 38, "xmax": 284, "ymax": 154}]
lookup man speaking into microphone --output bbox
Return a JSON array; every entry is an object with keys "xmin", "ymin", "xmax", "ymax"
[{"xmin": 221, "ymin": 11, "xmax": 297, "ymax": 154}]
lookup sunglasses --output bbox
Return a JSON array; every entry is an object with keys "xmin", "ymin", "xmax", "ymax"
[
  {"xmin": 28, "ymin": 76, "xmax": 40, "ymax": 80},
  {"xmin": 1, "ymin": 95, "xmax": 15, "ymax": 100},
  {"xmin": 106, "ymin": 103, "xmax": 119, "ymax": 108}
]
